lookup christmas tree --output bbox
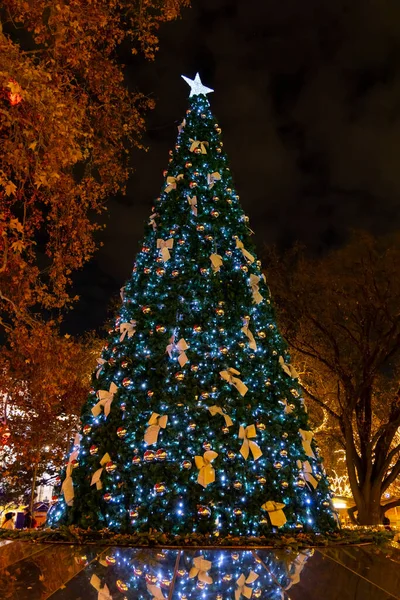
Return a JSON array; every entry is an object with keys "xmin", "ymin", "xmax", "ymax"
[{"xmin": 54, "ymin": 73, "xmax": 336, "ymax": 535}]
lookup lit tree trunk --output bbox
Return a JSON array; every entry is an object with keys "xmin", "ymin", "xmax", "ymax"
[{"xmin": 29, "ymin": 462, "xmax": 38, "ymax": 516}]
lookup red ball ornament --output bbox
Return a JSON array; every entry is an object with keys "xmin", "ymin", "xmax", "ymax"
[
  {"xmin": 117, "ymin": 427, "xmax": 127, "ymax": 438},
  {"xmin": 90, "ymin": 445, "xmax": 98, "ymax": 455},
  {"xmin": 156, "ymin": 448, "xmax": 167, "ymax": 461},
  {"xmin": 155, "ymin": 325, "xmax": 166, "ymax": 334},
  {"xmin": 147, "ymin": 390, "xmax": 154, "ymax": 398},
  {"xmin": 120, "ymin": 358, "xmax": 130, "ymax": 369},
  {"xmin": 193, "ymin": 325, "xmax": 202, "ymax": 333},
  {"xmin": 172, "ymin": 270, "xmax": 180, "ymax": 277},
  {"xmin": 82, "ymin": 425, "xmax": 91, "ymax": 435},
  {"xmin": 105, "ymin": 461, "xmax": 117, "ymax": 473},
  {"xmin": 142, "ymin": 306, "xmax": 151, "ymax": 314},
  {"xmin": 156, "ymin": 268, "xmax": 165, "ymax": 276},
  {"xmin": 154, "ymin": 482, "xmax": 166, "ymax": 495},
  {"xmin": 130, "ymin": 507, "xmax": 139, "ymax": 519},
  {"xmin": 132, "ymin": 455, "xmax": 141, "ymax": 465},
  {"xmin": 144, "ymin": 450, "xmax": 156, "ymax": 462},
  {"xmin": 142, "ymin": 245, "xmax": 150, "ymax": 253},
  {"xmin": 116, "ymin": 580, "xmax": 129, "ymax": 592},
  {"xmin": 105, "ymin": 555, "xmax": 116, "ymax": 565},
  {"xmin": 70, "ymin": 459, "xmax": 79, "ymax": 469},
  {"xmin": 103, "ymin": 493, "xmax": 112, "ymax": 502},
  {"xmin": 122, "ymin": 377, "xmax": 132, "ymax": 387},
  {"xmin": 197, "ymin": 505, "xmax": 212, "ymax": 518},
  {"xmin": 51, "ymin": 495, "xmax": 59, "ymax": 503},
  {"xmin": 143, "ymin": 267, "xmax": 151, "ymax": 275},
  {"xmin": 182, "ymin": 460, "xmax": 192, "ymax": 469}
]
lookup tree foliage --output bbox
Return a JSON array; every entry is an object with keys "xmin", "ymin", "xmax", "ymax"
[
  {"xmin": 0, "ymin": 326, "xmax": 101, "ymax": 507},
  {"xmin": 266, "ymin": 233, "xmax": 400, "ymax": 524},
  {"xmin": 0, "ymin": 0, "xmax": 189, "ymax": 331}
]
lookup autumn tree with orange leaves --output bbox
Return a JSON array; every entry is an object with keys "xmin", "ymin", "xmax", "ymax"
[
  {"xmin": 0, "ymin": 0, "xmax": 188, "ymax": 332},
  {"xmin": 0, "ymin": 0, "xmax": 189, "ymax": 506}
]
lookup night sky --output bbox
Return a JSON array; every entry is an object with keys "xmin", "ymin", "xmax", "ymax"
[{"xmin": 65, "ymin": 0, "xmax": 400, "ymax": 334}]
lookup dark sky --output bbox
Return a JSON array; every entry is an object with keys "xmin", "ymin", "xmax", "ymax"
[{"xmin": 65, "ymin": 0, "xmax": 400, "ymax": 334}]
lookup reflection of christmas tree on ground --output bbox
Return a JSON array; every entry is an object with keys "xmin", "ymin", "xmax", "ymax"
[
  {"xmin": 85, "ymin": 547, "xmax": 312, "ymax": 599},
  {"xmin": 54, "ymin": 73, "xmax": 336, "ymax": 535}
]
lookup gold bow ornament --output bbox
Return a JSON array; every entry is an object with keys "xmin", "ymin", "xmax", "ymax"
[
  {"xmin": 189, "ymin": 138, "xmax": 208, "ymax": 154},
  {"xmin": 90, "ymin": 575, "xmax": 112, "ymax": 600},
  {"xmin": 207, "ymin": 171, "xmax": 221, "ymax": 188},
  {"xmin": 208, "ymin": 405, "xmax": 233, "ymax": 427},
  {"xmin": 279, "ymin": 355, "xmax": 299, "ymax": 379},
  {"xmin": 261, "ymin": 501, "xmax": 287, "ymax": 527},
  {"xmin": 95, "ymin": 357, "xmax": 106, "ymax": 379},
  {"xmin": 296, "ymin": 460, "xmax": 318, "ymax": 489},
  {"xmin": 187, "ymin": 195, "xmax": 198, "ymax": 216},
  {"xmin": 299, "ymin": 429, "xmax": 316, "ymax": 459},
  {"xmin": 144, "ymin": 413, "xmax": 168, "ymax": 445},
  {"xmin": 166, "ymin": 336, "xmax": 189, "ymax": 366},
  {"xmin": 249, "ymin": 274, "xmax": 263, "ymax": 304},
  {"xmin": 189, "ymin": 556, "xmax": 213, "ymax": 584},
  {"xmin": 165, "ymin": 174, "xmax": 184, "ymax": 193},
  {"xmin": 91, "ymin": 382, "xmax": 118, "ymax": 418},
  {"xmin": 235, "ymin": 571, "xmax": 259, "ymax": 600},
  {"xmin": 147, "ymin": 584, "xmax": 166, "ymax": 600},
  {"xmin": 61, "ymin": 449, "xmax": 79, "ymax": 506},
  {"xmin": 157, "ymin": 238, "xmax": 174, "ymax": 262},
  {"xmin": 238, "ymin": 425, "xmax": 262, "ymax": 461},
  {"xmin": 119, "ymin": 320, "xmax": 136, "ymax": 342},
  {"xmin": 241, "ymin": 317, "xmax": 257, "ymax": 350},
  {"xmin": 236, "ymin": 238, "xmax": 255, "ymax": 263},
  {"xmin": 90, "ymin": 453, "xmax": 112, "ymax": 491},
  {"xmin": 195, "ymin": 450, "xmax": 218, "ymax": 488},
  {"xmin": 280, "ymin": 398, "xmax": 294, "ymax": 415},
  {"xmin": 210, "ymin": 253, "xmax": 223, "ymax": 272},
  {"xmin": 220, "ymin": 368, "xmax": 248, "ymax": 396}
]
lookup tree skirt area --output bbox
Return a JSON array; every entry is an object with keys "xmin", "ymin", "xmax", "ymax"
[{"xmin": 0, "ymin": 530, "xmax": 399, "ymax": 599}]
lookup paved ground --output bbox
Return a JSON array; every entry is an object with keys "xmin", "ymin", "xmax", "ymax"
[{"xmin": 0, "ymin": 539, "xmax": 399, "ymax": 599}]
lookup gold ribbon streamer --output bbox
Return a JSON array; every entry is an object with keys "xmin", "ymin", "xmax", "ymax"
[
  {"xmin": 90, "ymin": 453, "xmax": 112, "ymax": 491},
  {"xmin": 149, "ymin": 213, "xmax": 157, "ymax": 230},
  {"xmin": 187, "ymin": 195, "xmax": 197, "ymax": 216},
  {"xmin": 165, "ymin": 174, "xmax": 184, "ymax": 193},
  {"xmin": 144, "ymin": 413, "xmax": 168, "ymax": 446},
  {"xmin": 285, "ymin": 552, "xmax": 311, "ymax": 591},
  {"xmin": 147, "ymin": 584, "xmax": 167, "ymax": 600},
  {"xmin": 157, "ymin": 238, "xmax": 174, "ymax": 262},
  {"xmin": 207, "ymin": 171, "xmax": 221, "ymax": 188},
  {"xmin": 241, "ymin": 317, "xmax": 257, "ymax": 350},
  {"xmin": 119, "ymin": 320, "xmax": 136, "ymax": 342},
  {"xmin": 189, "ymin": 138, "xmax": 208, "ymax": 154},
  {"xmin": 220, "ymin": 368, "xmax": 248, "ymax": 396},
  {"xmin": 235, "ymin": 571, "xmax": 259, "ymax": 600},
  {"xmin": 189, "ymin": 556, "xmax": 213, "ymax": 584},
  {"xmin": 91, "ymin": 382, "xmax": 118, "ymax": 418},
  {"xmin": 236, "ymin": 239, "xmax": 255, "ymax": 263},
  {"xmin": 261, "ymin": 501, "xmax": 287, "ymax": 527},
  {"xmin": 299, "ymin": 429, "xmax": 316, "ymax": 459},
  {"xmin": 177, "ymin": 118, "xmax": 186, "ymax": 133},
  {"xmin": 238, "ymin": 424, "xmax": 262, "ymax": 461},
  {"xmin": 95, "ymin": 357, "xmax": 106, "ymax": 379},
  {"xmin": 249, "ymin": 274, "xmax": 263, "ymax": 304},
  {"xmin": 195, "ymin": 450, "xmax": 218, "ymax": 488},
  {"xmin": 279, "ymin": 355, "xmax": 299, "ymax": 378},
  {"xmin": 120, "ymin": 286, "xmax": 125, "ymax": 301},
  {"xmin": 208, "ymin": 405, "xmax": 233, "ymax": 427},
  {"xmin": 296, "ymin": 460, "xmax": 318, "ymax": 489},
  {"xmin": 166, "ymin": 336, "xmax": 189, "ymax": 367},
  {"xmin": 61, "ymin": 449, "xmax": 79, "ymax": 506},
  {"xmin": 210, "ymin": 253, "xmax": 223, "ymax": 272}
]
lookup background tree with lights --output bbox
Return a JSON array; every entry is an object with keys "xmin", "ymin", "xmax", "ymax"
[
  {"xmin": 266, "ymin": 233, "xmax": 400, "ymax": 525},
  {"xmin": 54, "ymin": 74, "xmax": 336, "ymax": 535}
]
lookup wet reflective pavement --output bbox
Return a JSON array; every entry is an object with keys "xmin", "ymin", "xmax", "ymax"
[{"xmin": 0, "ymin": 540, "xmax": 399, "ymax": 599}]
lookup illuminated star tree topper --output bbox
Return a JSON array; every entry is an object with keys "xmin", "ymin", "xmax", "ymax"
[{"xmin": 181, "ymin": 72, "xmax": 214, "ymax": 97}]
